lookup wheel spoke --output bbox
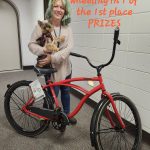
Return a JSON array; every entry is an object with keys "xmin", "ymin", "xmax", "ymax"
[
  {"xmin": 12, "ymin": 91, "xmax": 26, "ymax": 105},
  {"xmin": 10, "ymin": 97, "xmax": 22, "ymax": 110},
  {"xmin": 97, "ymin": 128, "xmax": 117, "ymax": 134}
]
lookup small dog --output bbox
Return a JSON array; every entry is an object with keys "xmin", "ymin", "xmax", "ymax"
[{"xmin": 36, "ymin": 20, "xmax": 65, "ymax": 68}]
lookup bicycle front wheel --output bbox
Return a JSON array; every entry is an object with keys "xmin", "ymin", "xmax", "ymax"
[
  {"xmin": 4, "ymin": 80, "xmax": 51, "ymax": 137},
  {"xmin": 91, "ymin": 94, "xmax": 142, "ymax": 150}
]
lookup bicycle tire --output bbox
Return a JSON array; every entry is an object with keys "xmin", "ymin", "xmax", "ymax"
[
  {"xmin": 4, "ymin": 80, "xmax": 52, "ymax": 137},
  {"xmin": 90, "ymin": 94, "xmax": 142, "ymax": 150}
]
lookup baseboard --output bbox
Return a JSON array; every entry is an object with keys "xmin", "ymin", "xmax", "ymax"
[
  {"xmin": 23, "ymin": 66, "xmax": 34, "ymax": 70},
  {"xmin": 70, "ymin": 88, "xmax": 150, "ymax": 143},
  {"xmin": 142, "ymin": 130, "xmax": 150, "ymax": 145}
]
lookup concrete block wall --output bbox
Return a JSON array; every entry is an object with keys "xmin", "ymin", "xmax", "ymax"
[{"xmin": 70, "ymin": 1, "xmax": 150, "ymax": 133}]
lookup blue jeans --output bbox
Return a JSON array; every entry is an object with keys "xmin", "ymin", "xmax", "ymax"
[{"xmin": 45, "ymin": 74, "xmax": 71, "ymax": 114}]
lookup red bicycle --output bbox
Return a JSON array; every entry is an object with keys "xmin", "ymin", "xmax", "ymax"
[{"xmin": 4, "ymin": 27, "xmax": 142, "ymax": 150}]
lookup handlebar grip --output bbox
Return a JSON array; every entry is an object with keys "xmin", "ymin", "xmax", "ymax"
[
  {"xmin": 114, "ymin": 26, "xmax": 120, "ymax": 41},
  {"xmin": 70, "ymin": 52, "xmax": 84, "ymax": 58}
]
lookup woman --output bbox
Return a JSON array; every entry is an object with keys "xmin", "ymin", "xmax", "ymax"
[{"xmin": 28, "ymin": 0, "xmax": 77, "ymax": 124}]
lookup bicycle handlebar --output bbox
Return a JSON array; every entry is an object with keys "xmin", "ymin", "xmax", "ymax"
[
  {"xmin": 70, "ymin": 52, "xmax": 83, "ymax": 58},
  {"xmin": 70, "ymin": 52, "xmax": 97, "ymax": 68},
  {"xmin": 70, "ymin": 27, "xmax": 121, "ymax": 74},
  {"xmin": 101, "ymin": 26, "xmax": 120, "ymax": 68},
  {"xmin": 114, "ymin": 26, "xmax": 120, "ymax": 42}
]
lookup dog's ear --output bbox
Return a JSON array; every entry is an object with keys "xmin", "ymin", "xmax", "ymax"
[{"xmin": 38, "ymin": 20, "xmax": 44, "ymax": 28}]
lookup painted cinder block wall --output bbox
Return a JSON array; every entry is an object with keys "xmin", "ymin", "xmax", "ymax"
[{"xmin": 70, "ymin": 1, "xmax": 150, "ymax": 133}]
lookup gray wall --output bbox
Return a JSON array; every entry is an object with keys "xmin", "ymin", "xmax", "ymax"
[{"xmin": 70, "ymin": 1, "xmax": 150, "ymax": 133}]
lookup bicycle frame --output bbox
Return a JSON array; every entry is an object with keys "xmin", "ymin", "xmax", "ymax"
[
  {"xmin": 41, "ymin": 74, "xmax": 125, "ymax": 129},
  {"xmin": 23, "ymin": 27, "xmax": 125, "ymax": 129}
]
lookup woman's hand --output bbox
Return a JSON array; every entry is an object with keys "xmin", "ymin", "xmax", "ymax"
[{"xmin": 38, "ymin": 54, "xmax": 51, "ymax": 66}]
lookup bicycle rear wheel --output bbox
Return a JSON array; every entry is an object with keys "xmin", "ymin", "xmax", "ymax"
[
  {"xmin": 91, "ymin": 94, "xmax": 142, "ymax": 150},
  {"xmin": 4, "ymin": 80, "xmax": 52, "ymax": 137}
]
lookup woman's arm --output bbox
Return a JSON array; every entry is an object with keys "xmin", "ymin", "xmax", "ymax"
[
  {"xmin": 28, "ymin": 25, "xmax": 45, "ymax": 56},
  {"xmin": 51, "ymin": 26, "xmax": 74, "ymax": 64}
]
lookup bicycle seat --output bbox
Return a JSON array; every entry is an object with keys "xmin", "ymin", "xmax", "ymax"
[{"xmin": 33, "ymin": 66, "xmax": 57, "ymax": 76}]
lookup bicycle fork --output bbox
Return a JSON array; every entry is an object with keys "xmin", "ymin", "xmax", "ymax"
[{"xmin": 103, "ymin": 92, "xmax": 126, "ymax": 129}]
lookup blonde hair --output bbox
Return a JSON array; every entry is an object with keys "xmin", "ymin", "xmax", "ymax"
[{"xmin": 45, "ymin": 0, "xmax": 71, "ymax": 26}]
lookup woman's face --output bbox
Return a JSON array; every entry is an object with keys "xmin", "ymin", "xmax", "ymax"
[{"xmin": 52, "ymin": 0, "xmax": 65, "ymax": 22}]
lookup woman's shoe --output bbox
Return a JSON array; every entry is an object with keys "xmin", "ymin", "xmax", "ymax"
[{"xmin": 69, "ymin": 117, "xmax": 77, "ymax": 125}]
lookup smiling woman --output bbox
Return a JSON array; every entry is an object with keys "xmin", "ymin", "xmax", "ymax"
[{"xmin": 28, "ymin": 0, "xmax": 77, "ymax": 124}]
